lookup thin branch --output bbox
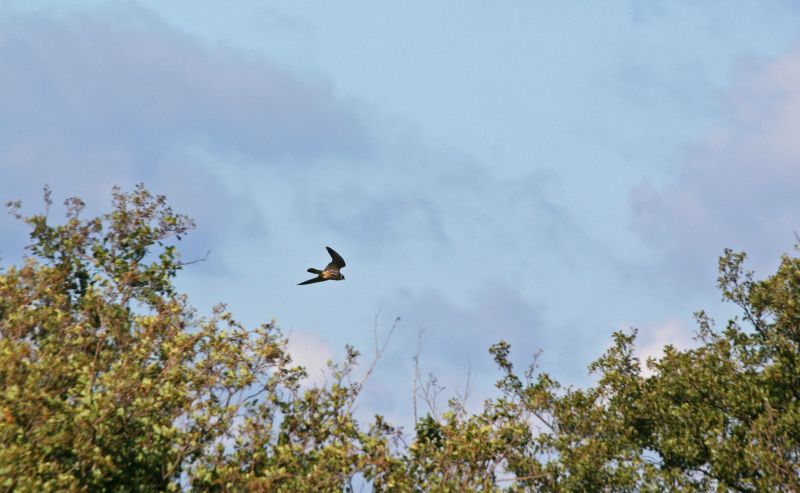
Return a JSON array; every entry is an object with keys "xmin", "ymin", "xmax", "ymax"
[
  {"xmin": 43, "ymin": 185, "xmax": 52, "ymax": 220},
  {"xmin": 496, "ymin": 472, "xmax": 548, "ymax": 483},
  {"xmin": 417, "ymin": 371, "xmax": 444, "ymax": 419},
  {"xmin": 180, "ymin": 249, "xmax": 211, "ymax": 267},
  {"xmin": 453, "ymin": 362, "xmax": 472, "ymax": 417},
  {"xmin": 410, "ymin": 327, "xmax": 445, "ymax": 420},
  {"xmin": 412, "ymin": 327, "xmax": 425, "ymax": 424},
  {"xmin": 358, "ymin": 311, "xmax": 400, "ymax": 389},
  {"xmin": 373, "ymin": 308, "xmax": 383, "ymax": 357}
]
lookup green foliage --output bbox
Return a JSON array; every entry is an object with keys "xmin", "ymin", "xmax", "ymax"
[{"xmin": 1, "ymin": 185, "xmax": 798, "ymax": 492}]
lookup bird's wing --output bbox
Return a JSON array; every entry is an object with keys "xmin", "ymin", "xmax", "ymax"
[
  {"xmin": 298, "ymin": 276, "xmax": 326, "ymax": 285},
  {"xmin": 326, "ymin": 246, "xmax": 346, "ymax": 268}
]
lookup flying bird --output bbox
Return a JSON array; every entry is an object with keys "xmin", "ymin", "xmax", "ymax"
[{"xmin": 298, "ymin": 246, "xmax": 346, "ymax": 285}]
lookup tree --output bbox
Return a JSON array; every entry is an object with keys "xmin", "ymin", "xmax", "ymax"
[
  {"xmin": 1, "ymin": 185, "xmax": 798, "ymax": 492},
  {"xmin": 0, "ymin": 186, "xmax": 399, "ymax": 492},
  {"xmin": 398, "ymin": 250, "xmax": 800, "ymax": 492}
]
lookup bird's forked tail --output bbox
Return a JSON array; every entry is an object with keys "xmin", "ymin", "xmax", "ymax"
[{"xmin": 307, "ymin": 268, "xmax": 322, "ymax": 274}]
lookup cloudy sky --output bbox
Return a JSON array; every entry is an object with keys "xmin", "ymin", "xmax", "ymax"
[{"xmin": 2, "ymin": 1, "xmax": 800, "ymax": 425}]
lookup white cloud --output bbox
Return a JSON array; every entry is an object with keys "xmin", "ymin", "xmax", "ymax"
[
  {"xmin": 285, "ymin": 330, "xmax": 335, "ymax": 386},
  {"xmin": 630, "ymin": 43, "xmax": 800, "ymax": 285},
  {"xmin": 635, "ymin": 319, "xmax": 693, "ymax": 377},
  {"xmin": 0, "ymin": 5, "xmax": 368, "ymax": 267}
]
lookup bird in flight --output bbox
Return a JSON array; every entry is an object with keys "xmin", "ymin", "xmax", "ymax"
[{"xmin": 298, "ymin": 246, "xmax": 346, "ymax": 285}]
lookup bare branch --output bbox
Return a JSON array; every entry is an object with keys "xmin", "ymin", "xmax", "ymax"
[
  {"xmin": 497, "ymin": 472, "xmax": 548, "ymax": 483},
  {"xmin": 412, "ymin": 327, "xmax": 425, "ymax": 424},
  {"xmin": 358, "ymin": 311, "xmax": 400, "ymax": 390},
  {"xmin": 180, "ymin": 249, "xmax": 211, "ymax": 267},
  {"xmin": 417, "ymin": 371, "xmax": 444, "ymax": 419},
  {"xmin": 453, "ymin": 362, "xmax": 472, "ymax": 417},
  {"xmin": 43, "ymin": 185, "xmax": 52, "ymax": 220}
]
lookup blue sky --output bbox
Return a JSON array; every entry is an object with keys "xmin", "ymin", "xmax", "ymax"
[{"xmin": 3, "ymin": 1, "xmax": 800, "ymax": 425}]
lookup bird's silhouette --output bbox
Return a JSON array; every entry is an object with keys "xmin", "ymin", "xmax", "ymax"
[{"xmin": 298, "ymin": 246, "xmax": 346, "ymax": 285}]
